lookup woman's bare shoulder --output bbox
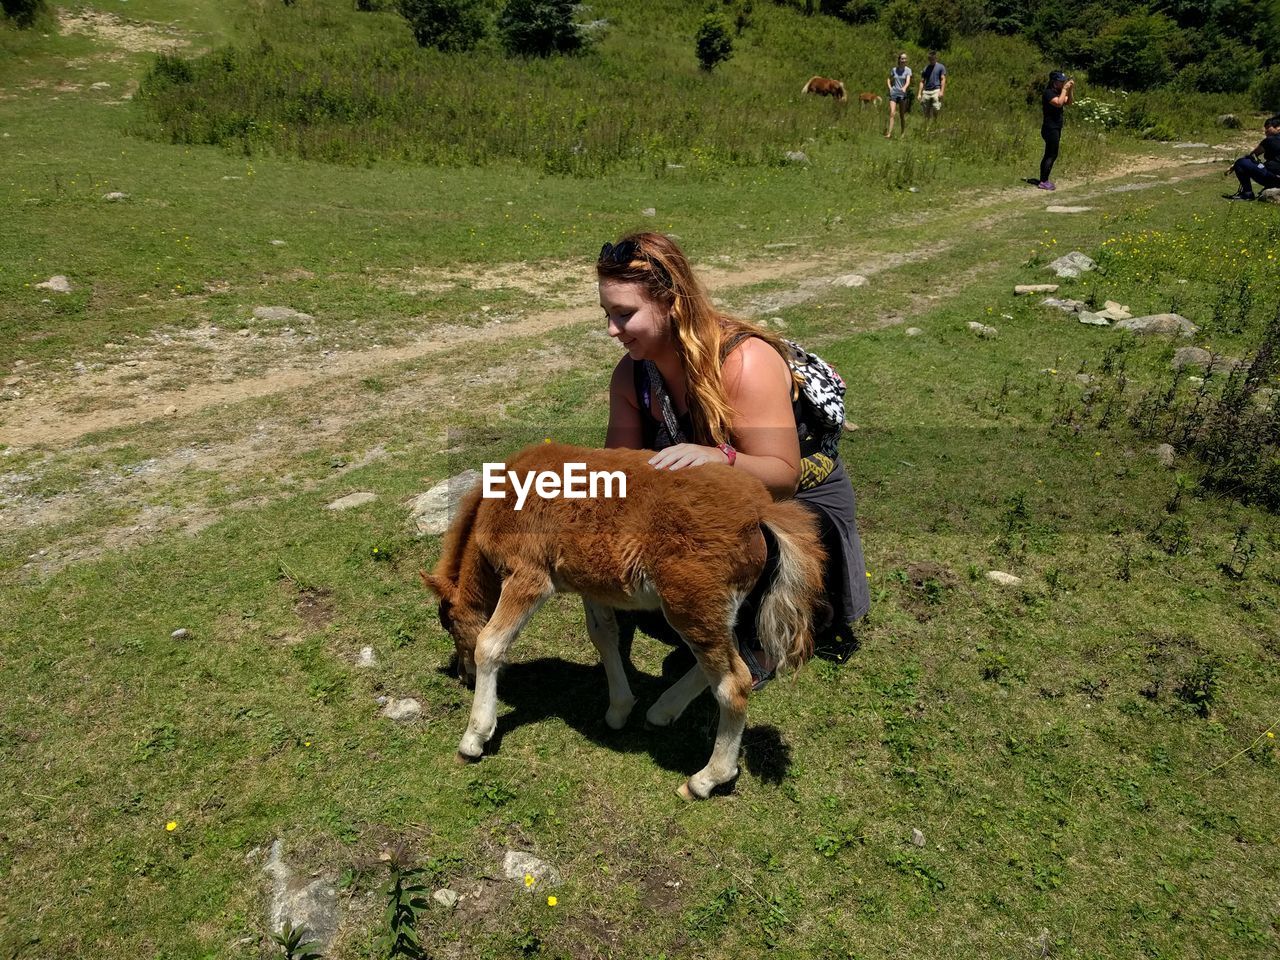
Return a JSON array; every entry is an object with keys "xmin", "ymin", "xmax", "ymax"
[
  {"xmin": 723, "ymin": 334, "xmax": 790, "ymax": 384},
  {"xmin": 609, "ymin": 354, "xmax": 639, "ymax": 404}
]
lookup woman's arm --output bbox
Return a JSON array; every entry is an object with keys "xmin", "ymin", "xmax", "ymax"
[
  {"xmin": 720, "ymin": 338, "xmax": 802, "ymax": 499},
  {"xmin": 605, "ymin": 357, "xmax": 645, "ymax": 450}
]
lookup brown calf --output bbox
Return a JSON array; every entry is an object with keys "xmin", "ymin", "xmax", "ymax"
[
  {"xmin": 802, "ymin": 76, "xmax": 847, "ymax": 102},
  {"xmin": 422, "ymin": 443, "xmax": 825, "ymax": 800}
]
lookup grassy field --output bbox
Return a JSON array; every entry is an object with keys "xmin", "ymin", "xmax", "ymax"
[{"xmin": 2, "ymin": 2, "xmax": 1278, "ymax": 959}]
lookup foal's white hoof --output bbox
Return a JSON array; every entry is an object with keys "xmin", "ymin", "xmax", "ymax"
[
  {"xmin": 605, "ymin": 696, "xmax": 635, "ymax": 730},
  {"xmin": 645, "ymin": 704, "xmax": 677, "ymax": 728},
  {"xmin": 457, "ymin": 733, "xmax": 485, "ymax": 760},
  {"xmin": 676, "ymin": 781, "xmax": 699, "ymax": 802}
]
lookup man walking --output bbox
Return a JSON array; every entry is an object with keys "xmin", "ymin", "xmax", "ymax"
[
  {"xmin": 1038, "ymin": 70, "xmax": 1073, "ymax": 191},
  {"xmin": 917, "ymin": 50, "xmax": 946, "ymax": 120}
]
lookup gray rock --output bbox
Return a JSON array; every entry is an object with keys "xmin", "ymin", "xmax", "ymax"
[
  {"xmin": 830, "ymin": 273, "xmax": 867, "ymax": 288},
  {"xmin": 1154, "ymin": 443, "xmax": 1176, "ymax": 468},
  {"xmin": 1078, "ymin": 311, "xmax": 1110, "ymax": 326},
  {"xmin": 503, "ymin": 851, "xmax": 561, "ymax": 888},
  {"xmin": 843, "ymin": 420, "xmax": 859, "ymax": 433},
  {"xmin": 1045, "ymin": 205, "xmax": 1092, "ymax": 213},
  {"xmin": 763, "ymin": 242, "xmax": 799, "ymax": 250},
  {"xmin": 262, "ymin": 841, "xmax": 340, "ymax": 953},
  {"xmin": 433, "ymin": 888, "xmax": 459, "ymax": 909},
  {"xmin": 357, "ymin": 646, "xmax": 377, "ymax": 667},
  {"xmin": 1014, "ymin": 284, "xmax": 1059, "ymax": 295},
  {"xmin": 784, "ymin": 150, "xmax": 809, "ymax": 164},
  {"xmin": 1171, "ymin": 346, "xmax": 1243, "ymax": 374},
  {"xmin": 640, "ymin": 207, "xmax": 656, "ymax": 218},
  {"xmin": 1172, "ymin": 142, "xmax": 1209, "ymax": 149},
  {"xmin": 905, "ymin": 327, "xmax": 923, "ymax": 337},
  {"xmin": 1260, "ymin": 188, "xmax": 1280, "ymax": 205},
  {"xmin": 1041, "ymin": 298, "xmax": 1085, "ymax": 314},
  {"xmin": 269, "ymin": 239, "xmax": 287, "ymax": 246},
  {"xmin": 1045, "ymin": 252, "xmax": 1096, "ymax": 278},
  {"xmin": 103, "ymin": 191, "xmax": 128, "ymax": 201},
  {"xmin": 907, "ymin": 186, "xmax": 919, "ymax": 193},
  {"xmin": 326, "ymin": 491, "xmax": 376, "ymax": 511},
  {"xmin": 171, "ymin": 628, "xmax": 190, "ymax": 640},
  {"xmin": 90, "ymin": 81, "xmax": 111, "ymax": 90},
  {"xmin": 986, "ymin": 570, "xmax": 1023, "ymax": 587},
  {"xmin": 1098, "ymin": 300, "xmax": 1132, "ymax": 321},
  {"xmin": 1114, "ymin": 314, "xmax": 1197, "ymax": 337},
  {"xmin": 911, "ymin": 828, "xmax": 926, "ymax": 848},
  {"xmin": 381, "ymin": 698, "xmax": 422, "ymax": 721},
  {"xmin": 967, "ymin": 322, "xmax": 997, "ymax": 338},
  {"xmin": 35, "ymin": 275, "xmax": 72, "ymax": 294},
  {"xmin": 1218, "ymin": 114, "xmax": 1241, "ymax": 128},
  {"xmin": 411, "ymin": 470, "xmax": 481, "ymax": 536},
  {"xmin": 253, "ymin": 305, "xmax": 313, "ymax": 323}
]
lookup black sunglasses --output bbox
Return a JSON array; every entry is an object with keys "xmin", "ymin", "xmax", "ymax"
[{"xmin": 598, "ymin": 239, "xmax": 672, "ymax": 287}]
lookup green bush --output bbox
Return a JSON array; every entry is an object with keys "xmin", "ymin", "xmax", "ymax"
[
  {"xmin": 695, "ymin": 14, "xmax": 733, "ymax": 71},
  {"xmin": 1253, "ymin": 65, "xmax": 1280, "ymax": 112},
  {"xmin": 497, "ymin": 0, "xmax": 582, "ymax": 57},
  {"xmin": 1173, "ymin": 39, "xmax": 1260, "ymax": 94},
  {"xmin": 829, "ymin": 0, "xmax": 879, "ymax": 24},
  {"xmin": 880, "ymin": 0, "xmax": 915, "ymax": 42},
  {"xmin": 1090, "ymin": 12, "xmax": 1179, "ymax": 90},
  {"xmin": 1, "ymin": 0, "xmax": 47, "ymax": 27},
  {"xmin": 397, "ymin": 0, "xmax": 487, "ymax": 51}
]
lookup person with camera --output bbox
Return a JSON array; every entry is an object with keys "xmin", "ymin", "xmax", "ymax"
[
  {"xmin": 1037, "ymin": 71, "xmax": 1074, "ymax": 191},
  {"xmin": 1223, "ymin": 115, "xmax": 1280, "ymax": 201}
]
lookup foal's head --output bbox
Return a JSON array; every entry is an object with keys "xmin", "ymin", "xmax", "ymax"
[{"xmin": 421, "ymin": 572, "xmax": 485, "ymax": 682}]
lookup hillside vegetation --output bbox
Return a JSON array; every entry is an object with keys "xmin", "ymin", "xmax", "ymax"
[{"xmin": 131, "ymin": 0, "xmax": 1246, "ymax": 176}]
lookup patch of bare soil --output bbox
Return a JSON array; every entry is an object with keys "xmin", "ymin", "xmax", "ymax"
[{"xmin": 58, "ymin": 8, "xmax": 190, "ymax": 53}]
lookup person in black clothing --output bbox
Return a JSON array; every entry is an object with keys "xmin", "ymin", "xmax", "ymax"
[
  {"xmin": 1224, "ymin": 116, "xmax": 1280, "ymax": 201},
  {"xmin": 1038, "ymin": 71, "xmax": 1074, "ymax": 191}
]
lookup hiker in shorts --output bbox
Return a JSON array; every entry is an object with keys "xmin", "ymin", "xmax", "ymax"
[
  {"xmin": 917, "ymin": 50, "xmax": 946, "ymax": 121},
  {"xmin": 1223, "ymin": 115, "xmax": 1280, "ymax": 201},
  {"xmin": 886, "ymin": 52, "xmax": 911, "ymax": 138}
]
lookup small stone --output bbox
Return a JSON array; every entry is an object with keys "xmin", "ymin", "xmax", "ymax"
[
  {"xmin": 911, "ymin": 828, "xmax": 926, "ymax": 848},
  {"xmin": 763, "ymin": 242, "xmax": 799, "ymax": 250},
  {"xmin": 171, "ymin": 628, "xmax": 190, "ymax": 639},
  {"xmin": 905, "ymin": 327, "xmax": 923, "ymax": 337},
  {"xmin": 967, "ymin": 321, "xmax": 997, "ymax": 338},
  {"xmin": 253, "ymin": 305, "xmax": 313, "ymax": 323},
  {"xmin": 1045, "ymin": 252, "xmax": 1096, "ymax": 279},
  {"xmin": 1114, "ymin": 314, "xmax": 1197, "ymax": 337},
  {"xmin": 357, "ymin": 646, "xmax": 377, "ymax": 667},
  {"xmin": 1045, "ymin": 205, "xmax": 1092, "ymax": 213},
  {"xmin": 1218, "ymin": 114, "xmax": 1240, "ymax": 128},
  {"xmin": 1259, "ymin": 188, "xmax": 1280, "ymax": 205},
  {"xmin": 103, "ymin": 191, "xmax": 128, "ymax": 201},
  {"xmin": 1098, "ymin": 300, "xmax": 1132, "ymax": 321},
  {"xmin": 433, "ymin": 889, "xmax": 459, "ymax": 909},
  {"xmin": 124, "ymin": 359, "xmax": 140, "ymax": 367},
  {"xmin": 907, "ymin": 186, "xmax": 919, "ymax": 193},
  {"xmin": 843, "ymin": 420, "xmax": 859, "ymax": 433},
  {"xmin": 1171, "ymin": 142, "xmax": 1209, "ymax": 149},
  {"xmin": 985, "ymin": 570, "xmax": 1023, "ymax": 587},
  {"xmin": 238, "ymin": 328, "xmax": 252, "ymax": 337},
  {"xmin": 1014, "ymin": 284, "xmax": 1058, "ymax": 295},
  {"xmin": 327, "ymin": 491, "xmax": 376, "ymax": 511},
  {"xmin": 269, "ymin": 239, "xmax": 287, "ymax": 246},
  {"xmin": 830, "ymin": 273, "xmax": 868, "ymax": 288},
  {"xmin": 35, "ymin": 275, "xmax": 72, "ymax": 294},
  {"xmin": 90, "ymin": 81, "xmax": 111, "ymax": 90},
  {"xmin": 1077, "ymin": 311, "xmax": 1110, "ymax": 326},
  {"xmin": 503, "ymin": 851, "xmax": 561, "ymax": 888},
  {"xmin": 784, "ymin": 150, "xmax": 808, "ymax": 164},
  {"xmin": 1041, "ymin": 298, "xmax": 1085, "ymax": 314},
  {"xmin": 769, "ymin": 316, "xmax": 787, "ymax": 329},
  {"xmin": 1153, "ymin": 443, "xmax": 1176, "ymax": 468},
  {"xmin": 1075, "ymin": 374, "xmax": 1096, "ymax": 385},
  {"xmin": 164, "ymin": 405, "xmax": 178, "ymax": 415},
  {"xmin": 381, "ymin": 698, "xmax": 422, "ymax": 721},
  {"xmin": 639, "ymin": 207, "xmax": 657, "ymax": 218}
]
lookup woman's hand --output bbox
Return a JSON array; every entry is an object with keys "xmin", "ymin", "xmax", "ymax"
[{"xmin": 648, "ymin": 443, "xmax": 728, "ymax": 471}]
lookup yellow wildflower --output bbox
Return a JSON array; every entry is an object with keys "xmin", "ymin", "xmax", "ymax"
[
  {"xmin": 547, "ymin": 896, "xmax": 558, "ymax": 907},
  {"xmin": 166, "ymin": 821, "xmax": 178, "ymax": 832},
  {"xmin": 525, "ymin": 873, "xmax": 535, "ymax": 888}
]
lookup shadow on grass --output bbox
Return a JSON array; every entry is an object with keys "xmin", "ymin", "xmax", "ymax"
[{"xmin": 450, "ymin": 654, "xmax": 798, "ymax": 785}]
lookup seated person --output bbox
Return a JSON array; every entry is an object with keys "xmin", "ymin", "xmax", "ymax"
[{"xmin": 1224, "ymin": 115, "xmax": 1280, "ymax": 200}]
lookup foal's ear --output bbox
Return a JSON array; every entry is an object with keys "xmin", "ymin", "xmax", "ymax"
[{"xmin": 419, "ymin": 570, "xmax": 454, "ymax": 602}]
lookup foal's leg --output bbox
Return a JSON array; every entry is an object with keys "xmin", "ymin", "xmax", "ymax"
[
  {"xmin": 458, "ymin": 571, "xmax": 552, "ymax": 760},
  {"xmin": 662, "ymin": 600, "xmax": 753, "ymax": 800},
  {"xmin": 583, "ymin": 600, "xmax": 636, "ymax": 729},
  {"xmin": 645, "ymin": 664, "xmax": 709, "ymax": 728}
]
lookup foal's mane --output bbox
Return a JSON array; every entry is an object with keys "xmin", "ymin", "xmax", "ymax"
[{"xmin": 434, "ymin": 481, "xmax": 485, "ymax": 586}]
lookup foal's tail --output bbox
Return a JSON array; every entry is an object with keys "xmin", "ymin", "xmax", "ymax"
[{"xmin": 756, "ymin": 501, "xmax": 826, "ymax": 674}]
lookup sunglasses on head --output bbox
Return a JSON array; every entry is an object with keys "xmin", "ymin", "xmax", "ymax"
[{"xmin": 599, "ymin": 239, "xmax": 640, "ymax": 266}]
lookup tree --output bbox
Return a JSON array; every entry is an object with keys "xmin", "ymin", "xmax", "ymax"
[
  {"xmin": 497, "ymin": 0, "xmax": 582, "ymax": 57},
  {"xmin": 397, "ymin": 0, "xmax": 487, "ymax": 52},
  {"xmin": 695, "ymin": 14, "xmax": 733, "ymax": 71},
  {"xmin": 2, "ymin": 0, "xmax": 48, "ymax": 27},
  {"xmin": 1090, "ymin": 11, "xmax": 1180, "ymax": 89}
]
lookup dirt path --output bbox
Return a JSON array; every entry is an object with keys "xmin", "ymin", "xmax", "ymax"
[{"xmin": 0, "ymin": 154, "xmax": 1235, "ymax": 451}]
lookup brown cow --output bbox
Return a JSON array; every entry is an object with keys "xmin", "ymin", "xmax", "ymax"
[{"xmin": 801, "ymin": 76, "xmax": 847, "ymax": 102}]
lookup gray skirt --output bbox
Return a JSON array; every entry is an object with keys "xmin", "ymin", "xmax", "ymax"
[{"xmin": 797, "ymin": 457, "xmax": 870, "ymax": 629}]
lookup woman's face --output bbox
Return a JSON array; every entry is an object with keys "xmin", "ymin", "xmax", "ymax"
[
  {"xmin": 898, "ymin": 55, "xmax": 908, "ymax": 68},
  {"xmin": 599, "ymin": 279, "xmax": 670, "ymax": 361}
]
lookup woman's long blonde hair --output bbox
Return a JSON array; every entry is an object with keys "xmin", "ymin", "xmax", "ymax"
[{"xmin": 596, "ymin": 231, "xmax": 795, "ymax": 446}]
